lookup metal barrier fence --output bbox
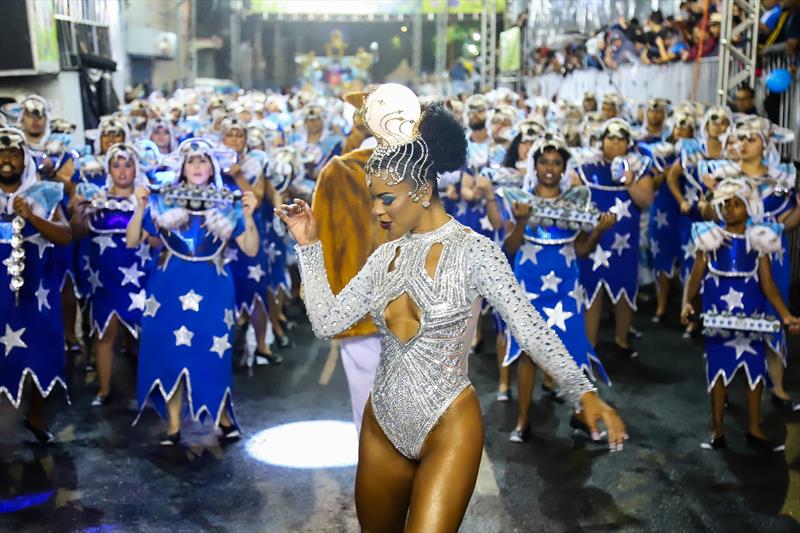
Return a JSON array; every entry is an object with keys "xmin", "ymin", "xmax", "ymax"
[{"xmin": 756, "ymin": 43, "xmax": 799, "ymax": 162}]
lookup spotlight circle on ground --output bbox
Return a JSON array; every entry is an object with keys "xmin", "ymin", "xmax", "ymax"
[{"xmin": 245, "ymin": 420, "xmax": 359, "ymax": 469}]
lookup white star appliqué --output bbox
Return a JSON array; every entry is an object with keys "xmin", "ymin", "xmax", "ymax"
[
  {"xmin": 542, "ymin": 301, "xmax": 574, "ymax": 332},
  {"xmin": 34, "ymin": 281, "xmax": 50, "ymax": 312},
  {"xmin": 540, "ymin": 271, "xmax": 563, "ymax": 293},
  {"xmin": 224, "ymin": 309, "xmax": 236, "ymax": 329},
  {"xmin": 589, "ymin": 245, "xmax": 612, "ymax": 271},
  {"xmin": 144, "ymin": 295, "xmax": 161, "ymax": 317},
  {"xmin": 654, "ymin": 209, "xmax": 669, "ymax": 229},
  {"xmin": 87, "ymin": 268, "xmax": 103, "ymax": 293},
  {"xmin": 454, "ymin": 200, "xmax": 468, "ymax": 218},
  {"xmin": 135, "ymin": 242, "xmax": 151, "ymax": 265},
  {"xmin": 682, "ymin": 240, "xmax": 695, "ymax": 261},
  {"xmin": 479, "ymin": 215, "xmax": 494, "ymax": 232},
  {"xmin": 174, "ymin": 326, "xmax": 194, "ymax": 347},
  {"xmin": 179, "ymin": 290, "xmax": 204, "ymax": 312},
  {"xmin": 519, "ymin": 280, "xmax": 539, "ymax": 302},
  {"xmin": 266, "ymin": 245, "xmax": 281, "ymax": 265},
  {"xmin": 26, "ymin": 234, "xmax": 53, "ymax": 258},
  {"xmin": 720, "ymin": 287, "xmax": 744, "ymax": 312},
  {"xmin": 650, "ymin": 239, "xmax": 660, "ymax": 257},
  {"xmin": 724, "ymin": 333, "xmax": 757, "ymax": 359},
  {"xmin": 519, "ymin": 243, "xmax": 542, "ymax": 266},
  {"xmin": 0, "ymin": 325, "xmax": 27, "ymax": 356},
  {"xmin": 248, "ymin": 264, "xmax": 266, "ymax": 282},
  {"xmin": 611, "ymin": 232, "xmax": 631, "ymax": 256},
  {"xmin": 559, "ymin": 244, "xmax": 577, "ymax": 267},
  {"xmin": 224, "ymin": 246, "xmax": 239, "ymax": 264},
  {"xmin": 128, "ymin": 289, "xmax": 147, "ymax": 312},
  {"xmin": 609, "ymin": 197, "xmax": 632, "ymax": 220},
  {"xmin": 568, "ymin": 279, "xmax": 587, "ymax": 312},
  {"xmin": 92, "ymin": 235, "xmax": 118, "ymax": 255},
  {"xmin": 118, "ymin": 262, "xmax": 145, "ymax": 288},
  {"xmin": 210, "ymin": 335, "xmax": 232, "ymax": 358}
]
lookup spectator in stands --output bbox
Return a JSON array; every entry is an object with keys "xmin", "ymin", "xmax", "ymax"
[
  {"xmin": 734, "ymin": 85, "xmax": 759, "ymax": 114},
  {"xmin": 604, "ymin": 30, "xmax": 640, "ymax": 70},
  {"xmin": 681, "ymin": 20, "xmax": 719, "ymax": 61}
]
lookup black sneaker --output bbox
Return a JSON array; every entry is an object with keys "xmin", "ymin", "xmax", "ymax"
[
  {"xmin": 219, "ymin": 424, "xmax": 241, "ymax": 441},
  {"xmin": 770, "ymin": 394, "xmax": 800, "ymax": 412},
  {"xmin": 509, "ymin": 425, "xmax": 531, "ymax": 443},
  {"xmin": 159, "ymin": 431, "xmax": 181, "ymax": 446},
  {"xmin": 91, "ymin": 394, "xmax": 109, "ymax": 407},
  {"xmin": 257, "ymin": 350, "xmax": 283, "ymax": 365},
  {"xmin": 745, "ymin": 432, "xmax": 785, "ymax": 453},
  {"xmin": 24, "ymin": 419, "xmax": 55, "ymax": 445},
  {"xmin": 276, "ymin": 335, "xmax": 291, "ymax": 349},
  {"xmin": 700, "ymin": 434, "xmax": 726, "ymax": 450}
]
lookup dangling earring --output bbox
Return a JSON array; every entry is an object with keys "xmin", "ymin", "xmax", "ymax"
[{"xmin": 421, "ymin": 200, "xmax": 431, "ymax": 208}]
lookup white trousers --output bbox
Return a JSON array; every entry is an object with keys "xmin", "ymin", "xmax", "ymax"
[{"xmin": 339, "ymin": 334, "xmax": 381, "ymax": 433}]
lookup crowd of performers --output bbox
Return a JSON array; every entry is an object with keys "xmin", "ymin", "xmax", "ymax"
[{"xmin": 1, "ymin": 83, "xmax": 799, "ymax": 457}]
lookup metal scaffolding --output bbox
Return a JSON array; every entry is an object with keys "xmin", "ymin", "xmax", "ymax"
[
  {"xmin": 434, "ymin": 3, "xmax": 448, "ymax": 93},
  {"xmin": 412, "ymin": 12, "xmax": 423, "ymax": 86},
  {"xmin": 716, "ymin": 0, "xmax": 760, "ymax": 105},
  {"xmin": 480, "ymin": 0, "xmax": 498, "ymax": 91}
]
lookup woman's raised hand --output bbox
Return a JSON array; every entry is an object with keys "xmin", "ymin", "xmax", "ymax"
[{"xmin": 276, "ymin": 198, "xmax": 319, "ymax": 246}]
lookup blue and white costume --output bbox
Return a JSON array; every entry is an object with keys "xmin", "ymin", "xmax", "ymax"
[
  {"xmin": 0, "ymin": 132, "xmax": 68, "ymax": 407},
  {"xmin": 639, "ymin": 141, "xmax": 680, "ymax": 278}
]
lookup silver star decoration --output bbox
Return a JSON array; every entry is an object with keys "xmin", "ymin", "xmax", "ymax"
[
  {"xmin": 724, "ymin": 333, "xmax": 757, "ymax": 359},
  {"xmin": 455, "ymin": 201, "xmax": 468, "ymax": 218},
  {"xmin": 34, "ymin": 281, "xmax": 50, "ymax": 312},
  {"xmin": 248, "ymin": 264, "xmax": 266, "ymax": 282},
  {"xmin": 128, "ymin": 289, "xmax": 147, "ymax": 312},
  {"xmin": 609, "ymin": 197, "xmax": 632, "ymax": 220},
  {"xmin": 682, "ymin": 240, "xmax": 695, "ymax": 261},
  {"xmin": 92, "ymin": 234, "xmax": 118, "ymax": 255},
  {"xmin": 118, "ymin": 262, "xmax": 145, "ymax": 288},
  {"xmin": 174, "ymin": 325, "xmax": 194, "ymax": 347},
  {"xmin": 223, "ymin": 309, "xmax": 235, "ymax": 329},
  {"xmin": 210, "ymin": 335, "xmax": 232, "ymax": 358},
  {"xmin": 0, "ymin": 324, "xmax": 27, "ymax": 356},
  {"xmin": 81, "ymin": 255, "xmax": 91, "ymax": 272},
  {"xmin": 540, "ymin": 270, "xmax": 563, "ymax": 293},
  {"xmin": 654, "ymin": 209, "xmax": 669, "ymax": 229},
  {"xmin": 651, "ymin": 239, "xmax": 660, "ymax": 257},
  {"xmin": 686, "ymin": 188, "xmax": 700, "ymax": 205},
  {"xmin": 520, "ymin": 280, "xmax": 539, "ymax": 302},
  {"xmin": 568, "ymin": 279, "xmax": 586, "ymax": 312},
  {"xmin": 135, "ymin": 242, "xmax": 151, "ymax": 265},
  {"xmin": 559, "ymin": 244, "xmax": 577, "ymax": 267},
  {"xmin": 266, "ymin": 244, "xmax": 281, "ymax": 265},
  {"xmin": 479, "ymin": 215, "xmax": 494, "ymax": 232},
  {"xmin": 519, "ymin": 243, "xmax": 542, "ymax": 266},
  {"xmin": 611, "ymin": 232, "xmax": 631, "ymax": 256},
  {"xmin": 542, "ymin": 301, "xmax": 574, "ymax": 332},
  {"xmin": 589, "ymin": 245, "xmax": 612, "ymax": 271},
  {"xmin": 224, "ymin": 246, "xmax": 239, "ymax": 264},
  {"xmin": 720, "ymin": 287, "xmax": 744, "ymax": 312},
  {"xmin": 179, "ymin": 289, "xmax": 204, "ymax": 312},
  {"xmin": 144, "ymin": 295, "xmax": 161, "ymax": 317},
  {"xmin": 26, "ymin": 234, "xmax": 52, "ymax": 258},
  {"xmin": 87, "ymin": 268, "xmax": 103, "ymax": 293}
]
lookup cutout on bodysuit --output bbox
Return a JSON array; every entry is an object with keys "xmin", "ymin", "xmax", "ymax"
[{"xmin": 383, "ymin": 242, "xmax": 444, "ymax": 344}]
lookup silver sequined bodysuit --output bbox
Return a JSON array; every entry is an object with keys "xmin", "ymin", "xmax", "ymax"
[{"xmin": 296, "ymin": 218, "xmax": 596, "ymax": 460}]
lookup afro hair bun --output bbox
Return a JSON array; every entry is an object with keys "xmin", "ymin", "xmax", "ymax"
[{"xmin": 418, "ymin": 102, "xmax": 467, "ymax": 175}]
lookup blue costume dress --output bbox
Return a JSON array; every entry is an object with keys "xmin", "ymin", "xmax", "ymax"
[
  {"xmin": 639, "ymin": 142, "xmax": 680, "ymax": 278},
  {"xmin": 134, "ymin": 190, "xmax": 245, "ymax": 428},
  {"xmin": 263, "ymin": 196, "xmax": 291, "ymax": 296},
  {"xmin": 577, "ymin": 157, "xmax": 649, "ymax": 309},
  {"xmin": 692, "ymin": 222, "xmax": 780, "ymax": 391},
  {"xmin": 84, "ymin": 193, "xmax": 151, "ymax": 338},
  {"xmin": 503, "ymin": 192, "xmax": 610, "ymax": 384},
  {"xmin": 0, "ymin": 181, "xmax": 68, "ymax": 407}
]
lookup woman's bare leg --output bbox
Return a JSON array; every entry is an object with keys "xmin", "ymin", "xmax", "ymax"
[
  {"xmin": 405, "ymin": 388, "xmax": 484, "ymax": 532},
  {"xmin": 766, "ymin": 348, "xmax": 789, "ymax": 400},
  {"xmin": 62, "ymin": 278, "xmax": 79, "ymax": 346},
  {"xmin": 585, "ymin": 295, "xmax": 604, "ymax": 348},
  {"xmin": 166, "ymin": 380, "xmax": 183, "ymax": 435},
  {"xmin": 94, "ymin": 316, "xmax": 119, "ymax": 397},
  {"xmin": 355, "ymin": 401, "xmax": 417, "ymax": 533},
  {"xmin": 252, "ymin": 300, "xmax": 271, "ymax": 354},
  {"xmin": 515, "ymin": 355, "xmax": 536, "ymax": 430},
  {"xmin": 496, "ymin": 333, "xmax": 509, "ymax": 394},
  {"xmin": 614, "ymin": 299, "xmax": 634, "ymax": 349},
  {"xmin": 655, "ymin": 272, "xmax": 670, "ymax": 317}
]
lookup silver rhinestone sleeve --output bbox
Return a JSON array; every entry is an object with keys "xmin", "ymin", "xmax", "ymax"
[
  {"xmin": 294, "ymin": 241, "xmax": 377, "ymax": 339},
  {"xmin": 467, "ymin": 234, "xmax": 597, "ymax": 408}
]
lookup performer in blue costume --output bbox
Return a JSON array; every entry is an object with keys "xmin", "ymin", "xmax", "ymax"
[
  {"xmin": 639, "ymin": 110, "xmax": 695, "ymax": 320},
  {"xmin": 0, "ymin": 127, "xmax": 72, "ymax": 444},
  {"xmin": 69, "ymin": 143, "xmax": 153, "ymax": 406},
  {"xmin": 572, "ymin": 119, "xmax": 654, "ymax": 358},
  {"xmin": 126, "ymin": 138, "xmax": 260, "ymax": 445},
  {"xmin": 288, "ymin": 103, "xmax": 344, "ymax": 183},
  {"xmin": 501, "ymin": 132, "xmax": 616, "ymax": 442},
  {"xmin": 704, "ymin": 115, "xmax": 800, "ymax": 411},
  {"xmin": 681, "ymin": 178, "xmax": 799, "ymax": 452},
  {"xmin": 216, "ymin": 117, "xmax": 280, "ymax": 366}
]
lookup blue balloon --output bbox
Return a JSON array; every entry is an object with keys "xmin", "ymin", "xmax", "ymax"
[{"xmin": 766, "ymin": 69, "xmax": 793, "ymax": 93}]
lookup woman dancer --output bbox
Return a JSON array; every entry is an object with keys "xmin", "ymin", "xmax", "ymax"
[
  {"xmin": 278, "ymin": 85, "xmax": 626, "ymax": 532},
  {"xmin": 0, "ymin": 127, "xmax": 72, "ymax": 443},
  {"xmin": 126, "ymin": 138, "xmax": 259, "ymax": 444},
  {"xmin": 70, "ymin": 144, "xmax": 152, "ymax": 406},
  {"xmin": 503, "ymin": 133, "xmax": 616, "ymax": 442}
]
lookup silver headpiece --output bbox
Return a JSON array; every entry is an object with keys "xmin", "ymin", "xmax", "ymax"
[{"xmin": 362, "ymin": 84, "xmax": 433, "ymax": 202}]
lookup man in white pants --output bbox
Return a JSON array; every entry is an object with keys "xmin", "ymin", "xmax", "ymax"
[{"xmin": 311, "ymin": 89, "xmax": 386, "ymax": 431}]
